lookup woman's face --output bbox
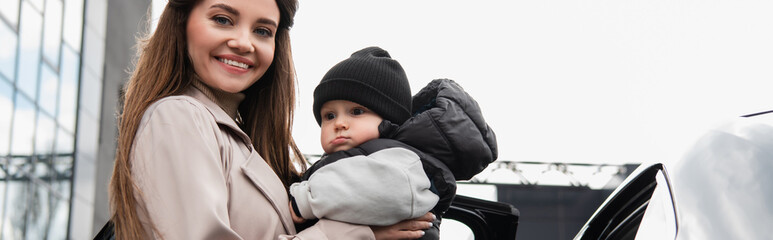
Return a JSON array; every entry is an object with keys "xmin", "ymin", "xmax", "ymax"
[{"xmin": 186, "ymin": 0, "xmax": 280, "ymax": 93}]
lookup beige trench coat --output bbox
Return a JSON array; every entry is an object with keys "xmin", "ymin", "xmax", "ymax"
[{"xmin": 130, "ymin": 87, "xmax": 374, "ymax": 239}]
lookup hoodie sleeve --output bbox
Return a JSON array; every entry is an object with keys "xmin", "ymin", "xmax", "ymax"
[{"xmin": 289, "ymin": 147, "xmax": 438, "ymax": 226}]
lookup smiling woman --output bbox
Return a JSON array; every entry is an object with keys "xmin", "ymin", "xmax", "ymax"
[{"xmin": 108, "ymin": 0, "xmax": 322, "ymax": 239}]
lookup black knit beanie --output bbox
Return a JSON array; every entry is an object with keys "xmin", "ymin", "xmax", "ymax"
[{"xmin": 313, "ymin": 46, "xmax": 412, "ymax": 125}]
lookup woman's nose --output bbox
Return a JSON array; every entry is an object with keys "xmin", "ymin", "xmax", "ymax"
[{"xmin": 227, "ymin": 31, "xmax": 254, "ymax": 53}]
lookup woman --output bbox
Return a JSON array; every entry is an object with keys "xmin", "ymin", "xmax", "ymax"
[{"xmin": 109, "ymin": 0, "xmax": 432, "ymax": 239}]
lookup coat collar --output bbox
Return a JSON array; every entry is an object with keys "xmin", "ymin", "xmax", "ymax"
[
  {"xmin": 183, "ymin": 86, "xmax": 296, "ymax": 233},
  {"xmin": 184, "ymin": 87, "xmax": 251, "ymax": 146}
]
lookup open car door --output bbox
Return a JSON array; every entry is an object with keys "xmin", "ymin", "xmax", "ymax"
[{"xmin": 445, "ymin": 195, "xmax": 520, "ymax": 240}]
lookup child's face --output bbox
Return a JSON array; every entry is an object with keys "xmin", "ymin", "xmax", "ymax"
[
  {"xmin": 186, "ymin": 0, "xmax": 279, "ymax": 93},
  {"xmin": 319, "ymin": 100, "xmax": 383, "ymax": 154}
]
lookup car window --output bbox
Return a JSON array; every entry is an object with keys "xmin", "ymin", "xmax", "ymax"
[
  {"xmin": 601, "ymin": 196, "xmax": 649, "ymax": 240},
  {"xmin": 575, "ymin": 164, "xmax": 661, "ymax": 240},
  {"xmin": 635, "ymin": 170, "xmax": 677, "ymax": 239}
]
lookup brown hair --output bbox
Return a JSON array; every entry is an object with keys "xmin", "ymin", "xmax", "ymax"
[{"xmin": 109, "ymin": 0, "xmax": 302, "ymax": 239}]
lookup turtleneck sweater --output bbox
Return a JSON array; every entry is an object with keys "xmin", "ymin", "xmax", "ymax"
[{"xmin": 190, "ymin": 77, "xmax": 245, "ymax": 121}]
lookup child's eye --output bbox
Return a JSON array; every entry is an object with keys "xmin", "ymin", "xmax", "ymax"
[
  {"xmin": 351, "ymin": 108, "xmax": 365, "ymax": 115},
  {"xmin": 324, "ymin": 112, "xmax": 336, "ymax": 120},
  {"xmin": 212, "ymin": 15, "xmax": 232, "ymax": 25}
]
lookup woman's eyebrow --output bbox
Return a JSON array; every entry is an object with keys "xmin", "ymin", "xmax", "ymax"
[
  {"xmin": 210, "ymin": 3, "xmax": 277, "ymax": 28},
  {"xmin": 210, "ymin": 3, "xmax": 239, "ymax": 16},
  {"xmin": 258, "ymin": 18, "xmax": 278, "ymax": 28}
]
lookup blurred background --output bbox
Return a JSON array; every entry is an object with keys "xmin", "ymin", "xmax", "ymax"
[{"xmin": 1, "ymin": 0, "xmax": 772, "ymax": 239}]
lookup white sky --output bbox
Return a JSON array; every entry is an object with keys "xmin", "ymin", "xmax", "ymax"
[{"xmin": 289, "ymin": 0, "xmax": 773, "ymax": 165}]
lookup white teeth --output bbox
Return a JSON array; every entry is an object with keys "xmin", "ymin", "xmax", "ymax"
[{"xmin": 218, "ymin": 58, "xmax": 249, "ymax": 69}]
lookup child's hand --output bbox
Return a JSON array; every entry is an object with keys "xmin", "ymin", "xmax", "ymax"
[{"xmin": 289, "ymin": 202, "xmax": 305, "ymax": 224}]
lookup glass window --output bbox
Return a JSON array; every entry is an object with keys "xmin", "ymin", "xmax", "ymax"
[
  {"xmin": 53, "ymin": 132, "xmax": 73, "ymax": 190},
  {"xmin": 0, "ymin": 157, "xmax": 6, "ymax": 177},
  {"xmin": 0, "ymin": 0, "xmax": 20, "ymax": 27},
  {"xmin": 28, "ymin": 0, "xmax": 44, "ymax": 12},
  {"xmin": 2, "ymin": 166, "xmax": 29, "ymax": 240},
  {"xmin": 6, "ymin": 157, "xmax": 31, "ymax": 183},
  {"xmin": 1, "ymin": 78, "xmax": 12, "ymax": 155},
  {"xmin": 38, "ymin": 63, "xmax": 58, "ymax": 116},
  {"xmin": 43, "ymin": 0, "xmax": 64, "ymax": 68},
  {"xmin": 62, "ymin": 0, "xmax": 83, "ymax": 51},
  {"xmin": 46, "ymin": 191, "xmax": 70, "ymax": 240},
  {"xmin": 35, "ymin": 111, "xmax": 55, "ymax": 155},
  {"xmin": 51, "ymin": 155, "xmax": 72, "ymax": 227},
  {"xmin": 25, "ymin": 182, "xmax": 52, "ymax": 240},
  {"xmin": 54, "ymin": 128, "xmax": 73, "ymax": 155},
  {"xmin": 52, "ymin": 156, "xmax": 72, "ymax": 195},
  {"xmin": 34, "ymin": 114, "xmax": 54, "ymax": 185},
  {"xmin": 16, "ymin": 2, "xmax": 43, "ymax": 101},
  {"xmin": 11, "ymin": 92, "xmax": 35, "ymax": 156},
  {"xmin": 0, "ymin": 20, "xmax": 18, "ymax": 81},
  {"xmin": 58, "ymin": 46, "xmax": 78, "ymax": 133},
  {"xmin": 0, "ymin": 157, "xmax": 6, "ymax": 233},
  {"xmin": 33, "ymin": 154, "xmax": 51, "ymax": 184}
]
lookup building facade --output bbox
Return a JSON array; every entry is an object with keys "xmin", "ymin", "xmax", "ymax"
[{"xmin": 1, "ymin": 0, "xmax": 148, "ymax": 239}]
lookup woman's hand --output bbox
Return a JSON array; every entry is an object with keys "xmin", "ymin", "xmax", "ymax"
[{"xmin": 371, "ymin": 212, "xmax": 435, "ymax": 240}]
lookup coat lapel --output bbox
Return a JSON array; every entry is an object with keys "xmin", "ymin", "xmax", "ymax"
[{"xmin": 240, "ymin": 152, "xmax": 295, "ymax": 233}]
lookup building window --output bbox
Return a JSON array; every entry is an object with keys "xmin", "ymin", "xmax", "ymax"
[{"xmin": 0, "ymin": 0, "xmax": 81, "ymax": 239}]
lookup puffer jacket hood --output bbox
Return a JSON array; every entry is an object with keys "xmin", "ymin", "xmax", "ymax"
[{"xmin": 380, "ymin": 79, "xmax": 498, "ymax": 180}]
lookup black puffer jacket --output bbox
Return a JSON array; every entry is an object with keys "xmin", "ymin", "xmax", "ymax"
[{"xmin": 381, "ymin": 78, "xmax": 498, "ymax": 180}]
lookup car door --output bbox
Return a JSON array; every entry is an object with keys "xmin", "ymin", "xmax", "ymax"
[{"xmin": 444, "ymin": 194, "xmax": 520, "ymax": 240}]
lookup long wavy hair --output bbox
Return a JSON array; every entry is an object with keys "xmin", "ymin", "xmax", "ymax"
[{"xmin": 109, "ymin": 0, "xmax": 303, "ymax": 238}]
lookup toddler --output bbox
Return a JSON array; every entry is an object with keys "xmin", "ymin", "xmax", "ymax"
[{"xmin": 289, "ymin": 47, "xmax": 498, "ymax": 239}]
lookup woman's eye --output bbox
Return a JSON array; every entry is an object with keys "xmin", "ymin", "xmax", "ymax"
[
  {"xmin": 324, "ymin": 112, "xmax": 336, "ymax": 120},
  {"xmin": 254, "ymin": 28, "xmax": 272, "ymax": 37},
  {"xmin": 213, "ymin": 16, "xmax": 232, "ymax": 25},
  {"xmin": 351, "ymin": 108, "xmax": 365, "ymax": 115}
]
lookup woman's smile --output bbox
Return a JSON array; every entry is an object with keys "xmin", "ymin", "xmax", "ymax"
[{"xmin": 214, "ymin": 55, "xmax": 254, "ymax": 74}]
